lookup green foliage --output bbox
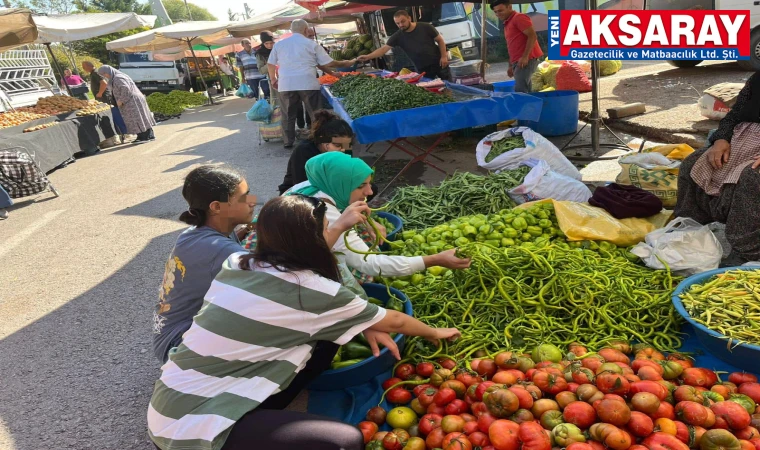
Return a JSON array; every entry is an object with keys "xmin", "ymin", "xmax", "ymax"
[
  {"xmin": 8, "ymin": 0, "xmax": 76, "ymax": 14},
  {"xmin": 72, "ymin": 0, "xmax": 149, "ymax": 13},
  {"xmin": 46, "ymin": 44, "xmax": 102, "ymax": 82},
  {"xmin": 162, "ymin": 0, "xmax": 217, "ymax": 21},
  {"xmin": 71, "ymin": 26, "xmax": 150, "ymax": 65}
]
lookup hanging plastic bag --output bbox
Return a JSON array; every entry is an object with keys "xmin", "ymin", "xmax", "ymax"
[
  {"xmin": 236, "ymin": 83, "xmax": 252, "ymax": 98},
  {"xmin": 630, "ymin": 217, "xmax": 723, "ymax": 275},
  {"xmin": 246, "ymin": 98, "xmax": 272, "ymax": 122},
  {"xmin": 508, "ymin": 159, "xmax": 592, "ymax": 204},
  {"xmin": 476, "ymin": 127, "xmax": 582, "ymax": 180}
]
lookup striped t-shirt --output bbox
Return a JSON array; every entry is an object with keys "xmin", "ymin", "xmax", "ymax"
[{"xmin": 147, "ymin": 252, "xmax": 386, "ymax": 450}]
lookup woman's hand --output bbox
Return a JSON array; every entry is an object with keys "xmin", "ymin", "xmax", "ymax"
[
  {"xmin": 706, "ymin": 139, "xmax": 731, "ymax": 169},
  {"xmin": 117, "ymin": 101, "xmax": 123, "ymax": 107},
  {"xmin": 332, "ymin": 201, "xmax": 371, "ymax": 233},
  {"xmin": 753, "ymin": 156, "xmax": 760, "ymax": 170},
  {"xmin": 362, "ymin": 329, "xmax": 400, "ymax": 360},
  {"xmin": 425, "ymin": 249, "xmax": 472, "ymax": 270},
  {"xmin": 425, "ymin": 327, "xmax": 461, "ymax": 346}
]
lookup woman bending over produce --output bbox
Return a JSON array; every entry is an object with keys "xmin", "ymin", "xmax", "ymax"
[
  {"xmin": 278, "ymin": 110, "xmax": 354, "ymax": 195},
  {"xmin": 290, "ymin": 152, "xmax": 471, "ymax": 278},
  {"xmin": 675, "ymin": 72, "xmax": 760, "ymax": 263},
  {"xmin": 147, "ymin": 195, "xmax": 460, "ymax": 450},
  {"xmin": 153, "ymin": 165, "xmax": 257, "ymax": 363}
]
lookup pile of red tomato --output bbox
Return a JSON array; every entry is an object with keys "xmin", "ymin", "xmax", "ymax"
[{"xmin": 357, "ymin": 343, "xmax": 760, "ymax": 450}]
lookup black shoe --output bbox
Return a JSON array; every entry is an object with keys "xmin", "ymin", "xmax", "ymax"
[{"xmin": 284, "ymin": 143, "xmax": 294, "ymax": 149}]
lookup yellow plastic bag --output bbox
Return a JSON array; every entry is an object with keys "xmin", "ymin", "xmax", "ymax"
[
  {"xmin": 518, "ymin": 199, "xmax": 672, "ymax": 246},
  {"xmin": 449, "ymin": 46, "xmax": 464, "ymax": 63},
  {"xmin": 616, "ymin": 144, "xmax": 695, "ymax": 208}
]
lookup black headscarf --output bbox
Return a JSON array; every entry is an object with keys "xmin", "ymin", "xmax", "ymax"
[{"xmin": 256, "ymin": 32, "xmax": 273, "ymax": 59}]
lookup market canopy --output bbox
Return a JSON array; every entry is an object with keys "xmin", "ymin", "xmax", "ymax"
[
  {"xmin": 33, "ymin": 12, "xmax": 157, "ymax": 43},
  {"xmin": 0, "ymin": 8, "xmax": 38, "ymax": 52},
  {"xmin": 106, "ymin": 21, "xmax": 231, "ymax": 53}
]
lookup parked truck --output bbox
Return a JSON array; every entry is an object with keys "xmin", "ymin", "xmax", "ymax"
[{"xmin": 117, "ymin": 52, "xmax": 183, "ymax": 94}]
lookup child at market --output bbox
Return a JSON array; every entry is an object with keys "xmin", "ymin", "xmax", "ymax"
[
  {"xmin": 278, "ymin": 110, "xmax": 354, "ymax": 195},
  {"xmin": 289, "ymin": 152, "xmax": 472, "ymax": 281},
  {"xmin": 147, "ymin": 195, "xmax": 460, "ymax": 450},
  {"xmin": 152, "ymin": 165, "xmax": 256, "ymax": 363}
]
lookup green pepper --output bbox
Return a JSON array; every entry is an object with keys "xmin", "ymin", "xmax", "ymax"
[
  {"xmin": 454, "ymin": 237, "xmax": 470, "ymax": 247},
  {"xmin": 512, "ymin": 217, "xmax": 528, "ymax": 230},
  {"xmin": 463, "ymin": 225, "xmax": 477, "ymax": 236},
  {"xmin": 525, "ymin": 215, "xmax": 538, "ymax": 226},
  {"xmin": 599, "ymin": 241, "xmax": 616, "ymax": 252},
  {"xmin": 441, "ymin": 231, "xmax": 453, "ymax": 241},
  {"xmin": 427, "ymin": 266, "xmax": 445, "ymax": 277},
  {"xmin": 478, "ymin": 224, "xmax": 492, "ymax": 235},
  {"xmin": 386, "ymin": 296, "xmax": 404, "ymax": 312},
  {"xmin": 331, "ymin": 358, "xmax": 365, "ymax": 370},
  {"xmin": 425, "ymin": 246, "xmax": 439, "ymax": 255},
  {"xmin": 501, "ymin": 237, "xmax": 515, "ymax": 247},
  {"xmin": 413, "ymin": 234, "xmax": 426, "ymax": 245},
  {"xmin": 526, "ymin": 226, "xmax": 543, "ymax": 237},
  {"xmin": 452, "ymin": 229, "xmax": 462, "ymax": 239},
  {"xmin": 411, "ymin": 273, "xmax": 425, "ymax": 286},
  {"xmin": 401, "ymin": 230, "xmax": 416, "ymax": 241},
  {"xmin": 332, "ymin": 347, "xmax": 342, "ymax": 363},
  {"xmin": 486, "ymin": 232, "xmax": 502, "ymax": 240},
  {"xmin": 391, "ymin": 280, "xmax": 409, "ymax": 290},
  {"xmin": 426, "ymin": 233, "xmax": 441, "ymax": 244},
  {"xmin": 353, "ymin": 332, "xmax": 369, "ymax": 346},
  {"xmin": 484, "ymin": 239, "xmax": 500, "ymax": 247},
  {"xmin": 521, "ymin": 233, "xmax": 532, "ymax": 242},
  {"xmin": 343, "ymin": 342, "xmax": 373, "ymax": 360},
  {"xmin": 367, "ymin": 297, "xmax": 384, "ymax": 306},
  {"xmin": 503, "ymin": 228, "xmax": 519, "ymax": 239},
  {"xmin": 538, "ymin": 219, "xmax": 553, "ymax": 229}
]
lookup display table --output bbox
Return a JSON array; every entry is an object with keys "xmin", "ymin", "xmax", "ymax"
[
  {"xmin": 0, "ymin": 108, "xmax": 116, "ymax": 173},
  {"xmin": 323, "ymin": 82, "xmax": 543, "ymax": 196}
]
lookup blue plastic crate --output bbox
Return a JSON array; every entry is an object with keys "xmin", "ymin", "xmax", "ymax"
[
  {"xmin": 308, "ymin": 284, "xmax": 412, "ymax": 391},
  {"xmin": 672, "ymin": 266, "xmax": 760, "ymax": 374}
]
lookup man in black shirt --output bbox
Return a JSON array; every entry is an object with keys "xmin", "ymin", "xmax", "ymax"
[
  {"xmin": 82, "ymin": 61, "xmax": 110, "ymax": 103},
  {"xmin": 357, "ymin": 10, "xmax": 450, "ymax": 80}
]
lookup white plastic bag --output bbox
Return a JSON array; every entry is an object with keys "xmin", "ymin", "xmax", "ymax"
[
  {"xmin": 630, "ymin": 217, "xmax": 723, "ymax": 276},
  {"xmin": 698, "ymin": 94, "xmax": 730, "ymax": 120},
  {"xmin": 618, "ymin": 152, "xmax": 681, "ymax": 170},
  {"xmin": 476, "ymin": 127, "xmax": 582, "ymax": 180},
  {"xmin": 508, "ymin": 159, "xmax": 592, "ymax": 204}
]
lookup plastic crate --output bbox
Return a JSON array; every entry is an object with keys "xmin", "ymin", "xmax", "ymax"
[
  {"xmin": 375, "ymin": 211, "xmax": 403, "ymax": 251},
  {"xmin": 671, "ymin": 266, "xmax": 760, "ymax": 374},
  {"xmin": 308, "ymin": 284, "xmax": 412, "ymax": 391},
  {"xmin": 517, "ymin": 90, "xmax": 579, "ymax": 136}
]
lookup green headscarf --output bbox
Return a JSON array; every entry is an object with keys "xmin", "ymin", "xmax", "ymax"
[{"xmin": 290, "ymin": 152, "xmax": 374, "ymax": 211}]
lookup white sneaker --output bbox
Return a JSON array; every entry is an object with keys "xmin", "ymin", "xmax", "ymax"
[{"xmin": 0, "ymin": 210, "xmax": 8, "ymax": 220}]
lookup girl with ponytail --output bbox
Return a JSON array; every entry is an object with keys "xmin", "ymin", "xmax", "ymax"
[
  {"xmin": 153, "ymin": 165, "xmax": 257, "ymax": 363},
  {"xmin": 278, "ymin": 109, "xmax": 354, "ymax": 195}
]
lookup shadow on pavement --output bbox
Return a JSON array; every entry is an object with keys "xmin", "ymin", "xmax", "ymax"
[{"xmin": 0, "ymin": 230, "xmax": 181, "ymax": 450}]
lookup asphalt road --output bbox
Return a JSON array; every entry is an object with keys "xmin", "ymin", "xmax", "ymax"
[{"xmin": 0, "ymin": 97, "xmax": 291, "ymax": 450}]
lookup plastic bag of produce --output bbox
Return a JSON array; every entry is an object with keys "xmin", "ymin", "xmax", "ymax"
[
  {"xmin": 555, "ymin": 61, "xmax": 592, "ymax": 92},
  {"xmin": 236, "ymin": 83, "xmax": 252, "ymax": 98},
  {"xmin": 616, "ymin": 144, "xmax": 695, "ymax": 207},
  {"xmin": 246, "ymin": 99, "xmax": 272, "ymax": 122},
  {"xmin": 476, "ymin": 127, "xmax": 583, "ymax": 180},
  {"xmin": 698, "ymin": 94, "xmax": 730, "ymax": 120},
  {"xmin": 599, "ymin": 60, "xmax": 622, "ymax": 76},
  {"xmin": 631, "ymin": 217, "xmax": 723, "ymax": 275},
  {"xmin": 508, "ymin": 159, "xmax": 592, "ymax": 204}
]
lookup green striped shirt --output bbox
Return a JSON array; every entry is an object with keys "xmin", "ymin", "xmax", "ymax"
[{"xmin": 147, "ymin": 252, "xmax": 385, "ymax": 450}]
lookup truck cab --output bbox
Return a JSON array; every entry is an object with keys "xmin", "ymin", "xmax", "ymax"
[
  {"xmin": 117, "ymin": 52, "xmax": 182, "ymax": 94},
  {"xmin": 364, "ymin": 2, "xmax": 479, "ymax": 72},
  {"xmin": 646, "ymin": 0, "xmax": 760, "ymax": 71}
]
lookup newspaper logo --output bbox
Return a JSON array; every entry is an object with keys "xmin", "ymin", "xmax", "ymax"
[{"xmin": 548, "ymin": 10, "xmax": 751, "ymax": 61}]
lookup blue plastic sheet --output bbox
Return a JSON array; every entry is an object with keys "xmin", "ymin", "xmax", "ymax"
[
  {"xmin": 306, "ymin": 324, "xmax": 747, "ymax": 426},
  {"xmin": 323, "ymin": 82, "xmax": 543, "ymax": 145}
]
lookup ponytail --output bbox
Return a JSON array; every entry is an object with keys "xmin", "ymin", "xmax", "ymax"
[
  {"xmin": 178, "ymin": 208, "xmax": 208, "ymax": 226},
  {"xmin": 309, "ymin": 109, "xmax": 354, "ymax": 145}
]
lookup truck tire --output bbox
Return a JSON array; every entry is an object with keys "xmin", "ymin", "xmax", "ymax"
[
  {"xmin": 737, "ymin": 28, "xmax": 760, "ymax": 71},
  {"xmin": 666, "ymin": 60, "xmax": 703, "ymax": 68}
]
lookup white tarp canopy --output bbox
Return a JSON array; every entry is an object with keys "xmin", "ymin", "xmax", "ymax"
[
  {"xmin": 227, "ymin": 4, "xmax": 310, "ymax": 37},
  {"xmin": 106, "ymin": 20, "xmax": 230, "ymax": 53},
  {"xmin": 152, "ymin": 43, "xmax": 242, "ymax": 61},
  {"xmin": 34, "ymin": 12, "xmax": 156, "ymax": 43},
  {"xmin": 0, "ymin": 8, "xmax": 38, "ymax": 52}
]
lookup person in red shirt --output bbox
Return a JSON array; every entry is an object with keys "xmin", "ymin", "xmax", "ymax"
[{"xmin": 489, "ymin": 0, "xmax": 543, "ymax": 92}]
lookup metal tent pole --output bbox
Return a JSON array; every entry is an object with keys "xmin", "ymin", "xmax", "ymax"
[
  {"xmin": 480, "ymin": 0, "xmax": 487, "ymax": 80},
  {"xmin": 45, "ymin": 43, "xmax": 72, "ymax": 96},
  {"xmin": 187, "ymin": 39, "xmax": 214, "ymax": 105}
]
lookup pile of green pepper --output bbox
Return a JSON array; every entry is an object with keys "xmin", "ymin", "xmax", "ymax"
[
  {"xmin": 330, "ymin": 296, "xmax": 405, "ymax": 370},
  {"xmin": 337, "ymin": 77, "xmax": 452, "ymax": 119},
  {"xmin": 384, "ymin": 169, "xmax": 530, "ymax": 230},
  {"xmin": 485, "ymin": 135, "xmax": 526, "ymax": 163}
]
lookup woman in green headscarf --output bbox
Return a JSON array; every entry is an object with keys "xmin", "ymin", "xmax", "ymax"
[{"xmin": 290, "ymin": 152, "xmax": 471, "ymax": 279}]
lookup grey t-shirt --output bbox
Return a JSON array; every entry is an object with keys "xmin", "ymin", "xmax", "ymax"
[
  {"xmin": 153, "ymin": 226, "xmax": 243, "ymax": 362},
  {"xmin": 386, "ymin": 22, "xmax": 440, "ymax": 71}
]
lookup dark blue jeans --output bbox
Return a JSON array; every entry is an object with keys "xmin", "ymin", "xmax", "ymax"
[
  {"xmin": 246, "ymin": 78, "xmax": 270, "ymax": 99},
  {"xmin": 0, "ymin": 184, "xmax": 12, "ymax": 209}
]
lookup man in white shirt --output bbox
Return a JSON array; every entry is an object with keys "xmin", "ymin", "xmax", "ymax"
[{"xmin": 268, "ymin": 19, "xmax": 356, "ymax": 149}]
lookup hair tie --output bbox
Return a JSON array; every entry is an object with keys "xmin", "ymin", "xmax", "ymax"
[{"xmin": 187, "ymin": 209, "xmax": 197, "ymax": 217}]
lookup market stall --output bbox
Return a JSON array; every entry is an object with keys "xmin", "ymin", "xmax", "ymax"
[{"xmin": 322, "ymin": 73, "xmax": 542, "ymax": 196}]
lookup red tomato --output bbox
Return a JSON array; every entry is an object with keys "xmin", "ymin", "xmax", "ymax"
[
  {"xmin": 366, "ymin": 406, "xmax": 387, "ymax": 425},
  {"xmin": 511, "ymin": 408, "xmax": 535, "ymax": 424},
  {"xmin": 418, "ymin": 387, "xmax": 438, "ymax": 408},
  {"xmin": 476, "ymin": 360, "xmax": 498, "ymax": 378},
  {"xmin": 395, "ymin": 363, "xmax": 416, "ymax": 381},
  {"xmin": 383, "ymin": 377, "xmax": 404, "ymax": 391},
  {"xmin": 472, "ymin": 402, "xmax": 489, "ymax": 417},
  {"xmin": 418, "ymin": 413, "xmax": 443, "ymax": 436},
  {"xmin": 460, "ymin": 413, "xmax": 477, "ymax": 423},
  {"xmin": 642, "ymin": 432, "xmax": 690, "ymax": 450},
  {"xmin": 564, "ymin": 401, "xmax": 598, "ymax": 429},
  {"xmin": 674, "ymin": 421, "xmax": 690, "ymax": 445},
  {"xmin": 631, "ymin": 381, "xmax": 670, "ymax": 401},
  {"xmin": 442, "ymin": 432, "xmax": 473, "ymax": 450},
  {"xmin": 519, "ymin": 420, "xmax": 552, "ymax": 450},
  {"xmin": 632, "ymin": 359, "xmax": 665, "ymax": 376},
  {"xmin": 739, "ymin": 383, "xmax": 760, "ymax": 404},
  {"xmin": 508, "ymin": 386, "xmax": 535, "ymax": 410},
  {"xmin": 596, "ymin": 372, "xmax": 631, "ymax": 396},
  {"xmin": 415, "ymin": 362, "xmax": 434, "ymax": 378},
  {"xmin": 387, "ymin": 387, "xmax": 412, "ymax": 405},
  {"xmin": 650, "ymin": 402, "xmax": 676, "ymax": 421},
  {"xmin": 556, "ymin": 391, "xmax": 579, "ymax": 409},
  {"xmin": 478, "ymin": 412, "xmax": 498, "ymax": 433},
  {"xmin": 741, "ymin": 441, "xmax": 756, "ymax": 450},
  {"xmin": 531, "ymin": 399, "xmax": 560, "ymax": 420},
  {"xmin": 463, "ymin": 421, "xmax": 479, "ymax": 435},
  {"xmin": 428, "ymin": 404, "xmax": 447, "ymax": 416},
  {"xmin": 470, "ymin": 431, "xmax": 490, "ymax": 447},
  {"xmin": 413, "ymin": 383, "xmax": 433, "ymax": 397},
  {"xmin": 632, "ymin": 392, "xmax": 661, "ymax": 415},
  {"xmin": 484, "ymin": 388, "xmax": 520, "ymax": 418},
  {"xmin": 675, "ymin": 386, "xmax": 705, "ymax": 404},
  {"xmin": 736, "ymin": 428, "xmax": 760, "ymax": 441},
  {"xmin": 533, "ymin": 369, "xmax": 570, "ymax": 395},
  {"xmin": 488, "ymin": 419, "xmax": 520, "ymax": 450},
  {"xmin": 476, "ymin": 382, "xmax": 496, "ymax": 402},
  {"xmin": 441, "ymin": 380, "xmax": 467, "ymax": 400},
  {"xmin": 730, "ymin": 373, "xmax": 759, "ymax": 386},
  {"xmin": 435, "ymin": 388, "xmax": 458, "ymax": 407},
  {"xmin": 438, "ymin": 358, "xmax": 457, "ymax": 370},
  {"xmin": 627, "ymin": 411, "xmax": 654, "ymax": 437},
  {"xmin": 358, "ymin": 421, "xmax": 379, "ymax": 444},
  {"xmin": 446, "ymin": 399, "xmax": 470, "ymax": 415},
  {"xmin": 711, "ymin": 401, "xmax": 752, "ymax": 430},
  {"xmin": 382, "ymin": 431, "xmax": 404, "ymax": 450},
  {"xmin": 456, "ymin": 371, "xmax": 482, "ymax": 388},
  {"xmin": 493, "ymin": 371, "xmax": 519, "ymax": 386},
  {"xmin": 441, "ymin": 415, "xmax": 466, "ymax": 433},
  {"xmin": 566, "ymin": 444, "xmax": 596, "ymax": 450},
  {"xmin": 675, "ymin": 401, "xmax": 714, "ymax": 428},
  {"xmin": 599, "ymin": 348, "xmax": 631, "ymax": 365},
  {"xmin": 638, "ymin": 365, "xmax": 665, "ymax": 381},
  {"xmin": 594, "ymin": 398, "xmax": 631, "ymax": 427},
  {"xmin": 680, "ymin": 368, "xmax": 718, "ymax": 388},
  {"xmin": 426, "ymin": 427, "xmax": 447, "ymax": 449}
]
